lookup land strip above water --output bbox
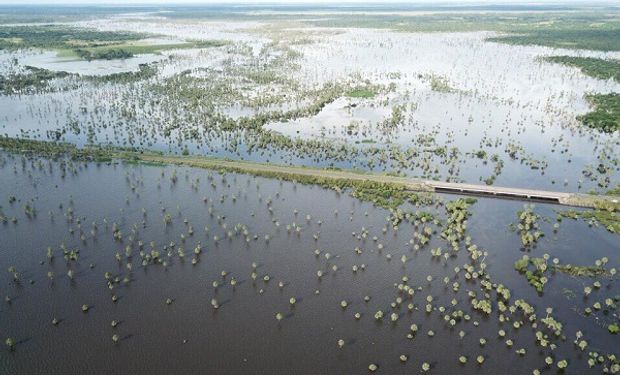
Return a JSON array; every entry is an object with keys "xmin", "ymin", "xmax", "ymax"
[
  {"xmin": 1, "ymin": 137, "xmax": 618, "ymax": 210},
  {"xmin": 134, "ymin": 154, "xmax": 620, "ymax": 209}
]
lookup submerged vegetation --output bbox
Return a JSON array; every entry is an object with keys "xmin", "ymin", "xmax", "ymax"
[
  {"xmin": 0, "ymin": 24, "xmax": 227, "ymax": 61},
  {"xmin": 65, "ymin": 40, "xmax": 228, "ymax": 61},
  {"xmin": 545, "ymin": 56, "xmax": 620, "ymax": 133},
  {"xmin": 0, "ymin": 136, "xmax": 432, "ymax": 211},
  {"xmin": 0, "ymin": 4, "xmax": 619, "ymax": 375},
  {"xmin": 0, "ymin": 24, "xmax": 143, "ymax": 51},
  {"xmin": 577, "ymin": 93, "xmax": 620, "ymax": 133},
  {"xmin": 559, "ymin": 207, "xmax": 620, "ymax": 234},
  {"xmin": 306, "ymin": 10, "xmax": 620, "ymax": 50},
  {"xmin": 306, "ymin": 10, "xmax": 620, "ymax": 48},
  {"xmin": 544, "ymin": 56, "xmax": 620, "ymax": 83},
  {"xmin": 0, "ymin": 11, "xmax": 616, "ymax": 191},
  {"xmin": 1, "ymin": 143, "xmax": 616, "ymax": 373},
  {"xmin": 1, "ymin": 60, "xmax": 159, "ymax": 95},
  {"xmin": 542, "ymin": 57, "xmax": 619, "ymax": 133},
  {"xmin": 428, "ymin": 74, "xmax": 455, "ymax": 93},
  {"xmin": 0, "ymin": 65, "xmax": 70, "ymax": 94},
  {"xmin": 515, "ymin": 254, "xmax": 616, "ymax": 292},
  {"xmin": 73, "ymin": 47, "xmax": 133, "ymax": 61},
  {"xmin": 513, "ymin": 205, "xmax": 544, "ymax": 248},
  {"xmin": 487, "ymin": 29, "xmax": 620, "ymax": 51},
  {"xmin": 346, "ymin": 86, "xmax": 377, "ymax": 99},
  {"xmin": 514, "ymin": 255, "xmax": 549, "ymax": 292}
]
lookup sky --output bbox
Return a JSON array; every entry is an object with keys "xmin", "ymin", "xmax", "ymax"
[{"xmin": 0, "ymin": 0, "xmax": 613, "ymax": 4}]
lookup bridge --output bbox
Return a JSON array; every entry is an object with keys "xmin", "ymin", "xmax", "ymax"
[
  {"xmin": 423, "ymin": 181, "xmax": 572, "ymax": 204},
  {"xmin": 1, "ymin": 136, "xmax": 615, "ymax": 209}
]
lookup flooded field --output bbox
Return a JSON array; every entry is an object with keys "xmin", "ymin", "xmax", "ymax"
[
  {"xmin": 0, "ymin": 152, "xmax": 618, "ymax": 374},
  {"xmin": 19, "ymin": 50, "xmax": 165, "ymax": 76},
  {"xmin": 0, "ymin": 3, "xmax": 618, "ymax": 375},
  {"xmin": 0, "ymin": 7, "xmax": 618, "ymax": 192}
]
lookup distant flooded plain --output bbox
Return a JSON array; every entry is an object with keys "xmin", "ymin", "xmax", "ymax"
[{"xmin": 0, "ymin": 13, "xmax": 619, "ymax": 192}]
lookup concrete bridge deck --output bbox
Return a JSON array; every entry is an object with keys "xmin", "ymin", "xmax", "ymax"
[{"xmin": 424, "ymin": 181, "xmax": 572, "ymax": 204}]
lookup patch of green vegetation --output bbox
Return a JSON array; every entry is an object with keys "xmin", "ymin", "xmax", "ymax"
[
  {"xmin": 0, "ymin": 25, "xmax": 227, "ymax": 61},
  {"xmin": 514, "ymin": 205, "xmax": 544, "ymax": 247},
  {"xmin": 440, "ymin": 197, "xmax": 476, "ymax": 248},
  {"xmin": 544, "ymin": 56, "xmax": 620, "ymax": 83},
  {"xmin": 577, "ymin": 93, "xmax": 620, "ymax": 133},
  {"xmin": 351, "ymin": 184, "xmax": 425, "ymax": 210},
  {"xmin": 381, "ymin": 104, "xmax": 406, "ymax": 130},
  {"xmin": 346, "ymin": 87, "xmax": 376, "ymax": 98},
  {"xmin": 609, "ymin": 323, "xmax": 619, "ymax": 334},
  {"xmin": 153, "ymin": 39, "xmax": 330, "ymax": 117},
  {"xmin": 0, "ymin": 66, "xmax": 70, "ymax": 94},
  {"xmin": 515, "ymin": 254, "xmax": 613, "ymax": 292},
  {"xmin": 0, "ymin": 24, "xmax": 143, "ymax": 50},
  {"xmin": 0, "ymin": 136, "xmax": 119, "ymax": 162},
  {"xmin": 63, "ymin": 40, "xmax": 228, "ymax": 61},
  {"xmin": 0, "ymin": 62, "xmax": 158, "ymax": 95},
  {"xmin": 158, "ymin": 71, "xmax": 354, "ymax": 131},
  {"xmin": 74, "ymin": 47, "xmax": 133, "ymax": 61},
  {"xmin": 86, "ymin": 63, "xmax": 158, "ymax": 84},
  {"xmin": 554, "ymin": 264, "xmax": 607, "ymax": 277},
  {"xmin": 307, "ymin": 11, "xmax": 620, "ymax": 51},
  {"xmin": 544, "ymin": 56, "xmax": 620, "ymax": 133},
  {"xmin": 429, "ymin": 74, "xmax": 454, "ymax": 93},
  {"xmin": 487, "ymin": 29, "xmax": 620, "ymax": 51},
  {"xmin": 514, "ymin": 255, "xmax": 548, "ymax": 292},
  {"xmin": 559, "ymin": 206, "xmax": 620, "ymax": 234}
]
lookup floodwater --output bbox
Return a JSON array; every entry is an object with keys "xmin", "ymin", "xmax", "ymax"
[
  {"xmin": 0, "ymin": 153, "xmax": 617, "ymax": 374},
  {"xmin": 0, "ymin": 12, "xmax": 619, "ymax": 192},
  {"xmin": 1, "ymin": 5, "xmax": 619, "ymax": 375},
  {"xmin": 19, "ymin": 50, "xmax": 165, "ymax": 76}
]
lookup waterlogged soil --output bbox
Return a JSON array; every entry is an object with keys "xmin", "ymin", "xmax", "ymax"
[{"xmin": 0, "ymin": 153, "xmax": 617, "ymax": 374}]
